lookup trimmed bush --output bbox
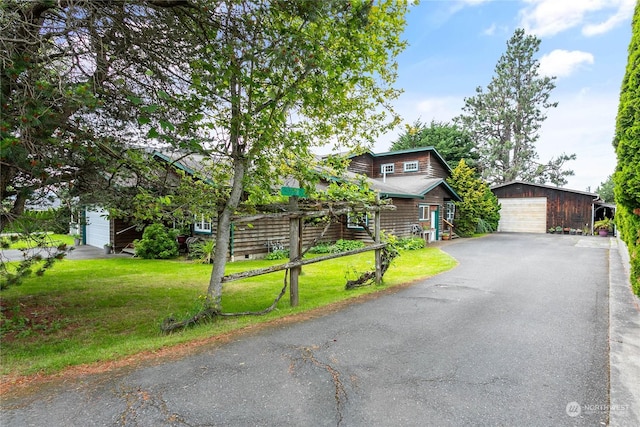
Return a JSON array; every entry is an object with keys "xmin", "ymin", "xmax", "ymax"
[{"xmin": 134, "ymin": 224, "xmax": 179, "ymax": 259}]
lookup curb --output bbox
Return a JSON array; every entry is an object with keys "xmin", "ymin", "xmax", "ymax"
[{"xmin": 609, "ymin": 237, "xmax": 640, "ymax": 426}]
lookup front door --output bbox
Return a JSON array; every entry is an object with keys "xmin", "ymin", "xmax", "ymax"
[{"xmin": 431, "ymin": 208, "xmax": 439, "ymax": 240}]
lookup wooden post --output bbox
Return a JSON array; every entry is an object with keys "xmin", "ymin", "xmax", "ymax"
[
  {"xmin": 375, "ymin": 194, "xmax": 382, "ymax": 284},
  {"xmin": 289, "ymin": 196, "xmax": 301, "ymax": 307}
]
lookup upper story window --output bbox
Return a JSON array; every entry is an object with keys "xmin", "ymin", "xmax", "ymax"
[
  {"xmin": 403, "ymin": 161, "xmax": 419, "ymax": 172},
  {"xmin": 380, "ymin": 163, "xmax": 395, "ymax": 174}
]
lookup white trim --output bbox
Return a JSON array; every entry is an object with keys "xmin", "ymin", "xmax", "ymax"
[
  {"xmin": 418, "ymin": 204, "xmax": 430, "ymax": 221},
  {"xmin": 347, "ymin": 212, "xmax": 370, "ymax": 229},
  {"xmin": 403, "ymin": 161, "xmax": 419, "ymax": 172},
  {"xmin": 194, "ymin": 214, "xmax": 212, "ymax": 234},
  {"xmin": 380, "ymin": 163, "xmax": 395, "ymax": 174}
]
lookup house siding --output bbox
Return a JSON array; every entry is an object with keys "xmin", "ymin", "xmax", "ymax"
[
  {"xmin": 111, "ymin": 219, "xmax": 144, "ymax": 251},
  {"xmin": 372, "ymin": 152, "xmax": 447, "ymax": 179},
  {"xmin": 347, "ymin": 154, "xmax": 373, "ymax": 176},
  {"xmin": 492, "ymin": 183, "xmax": 595, "ymax": 231}
]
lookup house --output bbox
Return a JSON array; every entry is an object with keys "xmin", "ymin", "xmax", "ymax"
[
  {"xmin": 491, "ymin": 181, "xmax": 613, "ymax": 234},
  {"xmin": 82, "ymin": 147, "xmax": 461, "ymax": 257},
  {"xmin": 339, "ymin": 147, "xmax": 462, "ymax": 242}
]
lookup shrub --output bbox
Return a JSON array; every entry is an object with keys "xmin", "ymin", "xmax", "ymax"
[
  {"xmin": 265, "ymin": 249, "xmax": 289, "ymax": 260},
  {"xmin": 396, "ymin": 237, "xmax": 426, "ymax": 250},
  {"xmin": 330, "ymin": 239, "xmax": 365, "ymax": 253},
  {"xmin": 307, "ymin": 243, "xmax": 333, "ymax": 254},
  {"xmin": 188, "ymin": 239, "xmax": 216, "ymax": 263},
  {"xmin": 134, "ymin": 224, "xmax": 179, "ymax": 259}
]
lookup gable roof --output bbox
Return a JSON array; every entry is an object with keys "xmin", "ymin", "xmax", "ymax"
[
  {"xmin": 369, "ymin": 175, "xmax": 461, "ymax": 201},
  {"xmin": 334, "ymin": 146, "xmax": 453, "ymax": 173},
  {"xmin": 491, "ymin": 180, "xmax": 600, "ymax": 199}
]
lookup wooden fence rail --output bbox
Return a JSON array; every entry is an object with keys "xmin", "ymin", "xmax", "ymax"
[{"xmin": 221, "ymin": 242, "xmax": 387, "ymax": 283}]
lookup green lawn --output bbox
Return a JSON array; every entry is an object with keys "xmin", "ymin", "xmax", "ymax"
[
  {"xmin": 0, "ymin": 247, "xmax": 457, "ymax": 377},
  {"xmin": 2, "ymin": 233, "xmax": 75, "ymax": 250}
]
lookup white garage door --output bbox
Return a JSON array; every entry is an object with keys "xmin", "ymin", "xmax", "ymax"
[
  {"xmin": 497, "ymin": 198, "xmax": 547, "ymax": 233},
  {"xmin": 85, "ymin": 208, "xmax": 110, "ymax": 248}
]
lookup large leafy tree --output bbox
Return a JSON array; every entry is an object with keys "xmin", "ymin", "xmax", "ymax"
[
  {"xmin": 390, "ymin": 119, "xmax": 478, "ymax": 169},
  {"xmin": 447, "ymin": 159, "xmax": 500, "ymax": 237},
  {"xmin": 1, "ymin": 0, "xmax": 202, "ymax": 287},
  {"xmin": 0, "ymin": 1, "xmax": 409, "ymax": 303},
  {"xmin": 0, "ymin": 0, "xmax": 198, "ymax": 231},
  {"xmin": 175, "ymin": 1, "xmax": 408, "ymax": 310},
  {"xmin": 456, "ymin": 28, "xmax": 576, "ymax": 186},
  {"xmin": 613, "ymin": 1, "xmax": 640, "ymax": 296}
]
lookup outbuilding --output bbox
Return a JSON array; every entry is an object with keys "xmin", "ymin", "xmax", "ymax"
[{"xmin": 491, "ymin": 181, "xmax": 612, "ymax": 234}]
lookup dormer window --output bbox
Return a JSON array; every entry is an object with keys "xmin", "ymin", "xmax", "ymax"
[
  {"xmin": 403, "ymin": 161, "xmax": 419, "ymax": 172},
  {"xmin": 381, "ymin": 163, "xmax": 395, "ymax": 174}
]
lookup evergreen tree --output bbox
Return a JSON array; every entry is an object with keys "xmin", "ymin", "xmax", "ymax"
[
  {"xmin": 613, "ymin": 1, "xmax": 640, "ymax": 296},
  {"xmin": 595, "ymin": 175, "xmax": 614, "ymax": 203},
  {"xmin": 457, "ymin": 28, "xmax": 575, "ymax": 186},
  {"xmin": 446, "ymin": 159, "xmax": 500, "ymax": 237},
  {"xmin": 390, "ymin": 119, "xmax": 478, "ymax": 169}
]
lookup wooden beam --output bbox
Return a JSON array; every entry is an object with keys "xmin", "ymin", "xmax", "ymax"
[
  {"xmin": 221, "ymin": 243, "xmax": 387, "ymax": 283},
  {"xmin": 231, "ymin": 205, "xmax": 396, "ymax": 223}
]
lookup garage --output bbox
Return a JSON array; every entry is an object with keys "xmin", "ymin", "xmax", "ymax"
[
  {"xmin": 492, "ymin": 181, "xmax": 604, "ymax": 234},
  {"xmin": 497, "ymin": 197, "xmax": 547, "ymax": 233},
  {"xmin": 84, "ymin": 208, "xmax": 110, "ymax": 248}
]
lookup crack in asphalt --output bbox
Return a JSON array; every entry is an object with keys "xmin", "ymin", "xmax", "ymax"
[
  {"xmin": 115, "ymin": 385, "xmax": 189, "ymax": 426},
  {"xmin": 287, "ymin": 345, "xmax": 349, "ymax": 427}
]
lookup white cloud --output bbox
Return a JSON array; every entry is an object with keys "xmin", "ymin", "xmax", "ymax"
[
  {"xmin": 538, "ymin": 49, "xmax": 595, "ymax": 78},
  {"xmin": 519, "ymin": 0, "xmax": 635, "ymax": 37},
  {"xmin": 483, "ymin": 23, "xmax": 497, "ymax": 36},
  {"xmin": 536, "ymin": 90, "xmax": 618, "ymax": 191},
  {"xmin": 583, "ymin": 0, "xmax": 636, "ymax": 36}
]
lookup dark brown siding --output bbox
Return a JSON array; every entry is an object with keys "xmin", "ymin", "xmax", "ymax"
[
  {"xmin": 112, "ymin": 219, "xmax": 144, "ymax": 251},
  {"xmin": 372, "ymin": 152, "xmax": 448, "ymax": 179},
  {"xmin": 347, "ymin": 154, "xmax": 374, "ymax": 176},
  {"xmin": 229, "ymin": 219, "xmax": 342, "ymax": 259},
  {"xmin": 492, "ymin": 183, "xmax": 594, "ymax": 231},
  {"xmin": 381, "ymin": 198, "xmax": 419, "ymax": 237}
]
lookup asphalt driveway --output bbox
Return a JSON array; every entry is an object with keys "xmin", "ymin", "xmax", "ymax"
[{"xmin": 2, "ymin": 233, "xmax": 636, "ymax": 426}]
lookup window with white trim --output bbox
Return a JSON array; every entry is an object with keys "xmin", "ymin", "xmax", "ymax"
[
  {"xmin": 380, "ymin": 163, "xmax": 395, "ymax": 174},
  {"xmin": 445, "ymin": 201, "xmax": 455, "ymax": 222},
  {"xmin": 404, "ymin": 161, "xmax": 419, "ymax": 172},
  {"xmin": 347, "ymin": 212, "xmax": 370, "ymax": 229},
  {"xmin": 194, "ymin": 215, "xmax": 212, "ymax": 234},
  {"xmin": 418, "ymin": 204, "xmax": 430, "ymax": 221}
]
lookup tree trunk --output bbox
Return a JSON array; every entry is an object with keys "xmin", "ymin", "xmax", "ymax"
[
  {"xmin": 206, "ymin": 157, "xmax": 246, "ymax": 310},
  {"xmin": 206, "ymin": 65, "xmax": 245, "ymax": 311}
]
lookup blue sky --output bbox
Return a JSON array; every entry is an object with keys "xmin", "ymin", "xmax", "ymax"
[{"xmin": 372, "ymin": 0, "xmax": 635, "ymax": 192}]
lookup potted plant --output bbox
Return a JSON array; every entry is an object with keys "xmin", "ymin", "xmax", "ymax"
[
  {"xmin": 72, "ymin": 234, "xmax": 82, "ymax": 246},
  {"xmin": 104, "ymin": 243, "xmax": 113, "ymax": 254},
  {"xmin": 594, "ymin": 218, "xmax": 613, "ymax": 237}
]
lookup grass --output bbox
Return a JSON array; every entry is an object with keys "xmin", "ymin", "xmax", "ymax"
[
  {"xmin": 0, "ymin": 247, "xmax": 457, "ymax": 378},
  {"xmin": 2, "ymin": 233, "xmax": 75, "ymax": 250}
]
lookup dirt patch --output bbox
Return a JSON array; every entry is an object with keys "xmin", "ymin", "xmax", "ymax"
[
  {"xmin": 0, "ymin": 279, "xmax": 420, "ymax": 398},
  {"xmin": 0, "ymin": 297, "xmax": 77, "ymax": 343}
]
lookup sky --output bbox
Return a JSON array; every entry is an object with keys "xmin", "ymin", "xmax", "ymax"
[{"xmin": 362, "ymin": 0, "xmax": 636, "ymax": 193}]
